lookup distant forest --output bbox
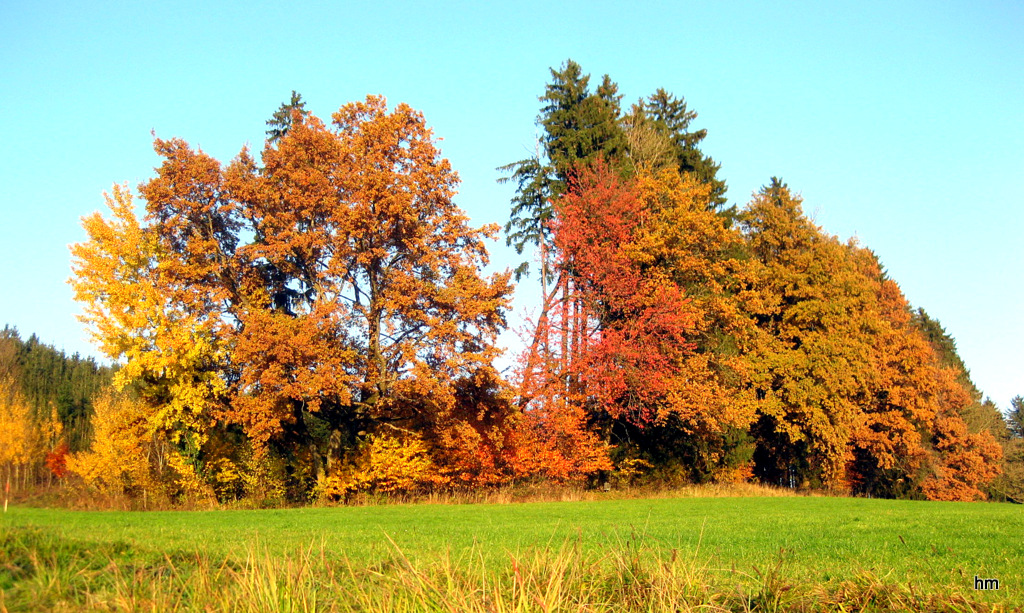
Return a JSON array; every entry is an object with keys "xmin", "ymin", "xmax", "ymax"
[
  {"xmin": 2, "ymin": 60, "xmax": 1022, "ymax": 506},
  {"xmin": 0, "ymin": 327, "xmax": 113, "ymax": 488}
]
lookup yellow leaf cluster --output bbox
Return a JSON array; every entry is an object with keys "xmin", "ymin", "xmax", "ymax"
[
  {"xmin": 66, "ymin": 388, "xmax": 159, "ymax": 495},
  {"xmin": 315, "ymin": 432, "xmax": 442, "ymax": 501}
]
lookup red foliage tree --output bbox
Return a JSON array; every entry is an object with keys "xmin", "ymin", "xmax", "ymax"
[
  {"xmin": 512, "ymin": 161, "xmax": 749, "ymax": 481},
  {"xmin": 45, "ymin": 442, "xmax": 70, "ymax": 479},
  {"xmin": 554, "ymin": 162, "xmax": 697, "ymax": 425}
]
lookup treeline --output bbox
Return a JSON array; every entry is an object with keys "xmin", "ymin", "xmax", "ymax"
[
  {"xmin": 497, "ymin": 60, "xmax": 1020, "ymax": 501},
  {"xmin": 0, "ymin": 327, "xmax": 112, "ymax": 491},
  {"xmin": 9, "ymin": 60, "xmax": 1021, "ymax": 506}
]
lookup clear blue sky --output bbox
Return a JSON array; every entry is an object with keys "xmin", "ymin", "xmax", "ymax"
[{"xmin": 1, "ymin": 0, "xmax": 1021, "ymax": 409}]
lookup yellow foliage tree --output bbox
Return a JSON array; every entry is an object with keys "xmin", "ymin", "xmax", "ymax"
[
  {"xmin": 66, "ymin": 388, "xmax": 160, "ymax": 497},
  {"xmin": 69, "ymin": 184, "xmax": 226, "ymax": 460},
  {"xmin": 67, "ymin": 386, "xmax": 218, "ymax": 503},
  {"xmin": 0, "ymin": 377, "xmax": 34, "ymax": 490},
  {"xmin": 740, "ymin": 179, "xmax": 881, "ymax": 489}
]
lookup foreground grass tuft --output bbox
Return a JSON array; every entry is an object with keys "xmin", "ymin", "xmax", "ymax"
[{"xmin": 0, "ymin": 527, "xmax": 1012, "ymax": 612}]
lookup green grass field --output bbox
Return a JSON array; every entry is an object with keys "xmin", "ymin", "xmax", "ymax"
[{"xmin": 2, "ymin": 493, "xmax": 1021, "ymax": 610}]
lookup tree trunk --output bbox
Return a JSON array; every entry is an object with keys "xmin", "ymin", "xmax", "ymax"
[
  {"xmin": 326, "ymin": 429, "xmax": 343, "ymax": 479},
  {"xmin": 565, "ymin": 272, "xmax": 573, "ymax": 395}
]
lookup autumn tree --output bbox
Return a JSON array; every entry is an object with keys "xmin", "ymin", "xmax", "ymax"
[
  {"xmin": 911, "ymin": 308, "xmax": 1009, "ymax": 439},
  {"xmin": 555, "ymin": 165, "xmax": 755, "ymax": 480},
  {"xmin": 0, "ymin": 344, "xmax": 64, "ymax": 492},
  {"xmin": 70, "ymin": 183, "xmax": 226, "ymax": 494},
  {"xmin": 739, "ymin": 179, "xmax": 883, "ymax": 489},
  {"xmin": 0, "ymin": 334, "xmax": 33, "ymax": 490},
  {"xmin": 905, "ymin": 308, "xmax": 1012, "ymax": 500},
  {"xmin": 510, "ymin": 161, "xmax": 755, "ymax": 484},
  {"xmin": 609, "ymin": 169, "xmax": 755, "ymax": 481},
  {"xmin": 843, "ymin": 248, "xmax": 955, "ymax": 497},
  {"xmin": 823, "ymin": 245, "xmax": 1003, "ymax": 501},
  {"xmin": 66, "ymin": 387, "xmax": 166, "ymax": 499},
  {"xmin": 500, "ymin": 62, "xmax": 739, "ymax": 484},
  {"xmin": 513, "ymin": 161, "xmax": 669, "ymax": 481},
  {"xmin": 921, "ymin": 412, "xmax": 1003, "ymax": 501},
  {"xmin": 226, "ymin": 96, "xmax": 514, "ymax": 493},
  {"xmin": 500, "ymin": 66, "xmax": 733, "ymax": 465},
  {"xmin": 0, "ymin": 375, "xmax": 34, "ymax": 491},
  {"xmin": 71, "ymin": 95, "xmax": 515, "ymax": 500}
]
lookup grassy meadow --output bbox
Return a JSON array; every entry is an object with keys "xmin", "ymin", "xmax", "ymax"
[{"xmin": 1, "ymin": 490, "xmax": 1021, "ymax": 611}]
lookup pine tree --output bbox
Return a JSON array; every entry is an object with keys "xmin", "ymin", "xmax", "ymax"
[
  {"xmin": 1008, "ymin": 396, "xmax": 1024, "ymax": 439},
  {"xmin": 639, "ymin": 89, "xmax": 727, "ymax": 209},
  {"xmin": 266, "ymin": 91, "xmax": 308, "ymax": 144},
  {"xmin": 499, "ymin": 60, "xmax": 626, "ymax": 281}
]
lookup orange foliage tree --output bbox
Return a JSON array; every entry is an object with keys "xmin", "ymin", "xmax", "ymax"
[
  {"xmin": 740, "ymin": 180, "xmax": 891, "ymax": 489},
  {"xmin": 617, "ymin": 169, "xmax": 758, "ymax": 481},
  {"xmin": 844, "ymin": 247, "xmax": 947, "ymax": 497},
  {"xmin": 71, "ymin": 96, "xmax": 515, "ymax": 499},
  {"xmin": 922, "ymin": 413, "xmax": 1003, "ymax": 501},
  {"xmin": 739, "ymin": 180, "xmax": 1002, "ymax": 497}
]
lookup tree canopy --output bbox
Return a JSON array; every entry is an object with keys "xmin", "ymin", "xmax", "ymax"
[
  {"xmin": 69, "ymin": 95, "xmax": 516, "ymax": 502},
  {"xmin": 41, "ymin": 80, "xmax": 1017, "ymax": 504}
]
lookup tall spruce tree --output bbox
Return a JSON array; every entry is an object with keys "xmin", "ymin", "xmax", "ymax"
[
  {"xmin": 499, "ymin": 60, "xmax": 626, "ymax": 281},
  {"xmin": 1009, "ymin": 396, "xmax": 1024, "ymax": 439},
  {"xmin": 539, "ymin": 64, "xmax": 625, "ymax": 181},
  {"xmin": 639, "ymin": 89, "xmax": 727, "ymax": 209},
  {"xmin": 266, "ymin": 91, "xmax": 308, "ymax": 144}
]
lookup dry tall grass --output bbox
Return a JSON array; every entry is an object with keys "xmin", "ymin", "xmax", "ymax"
[
  {"xmin": 338, "ymin": 481, "xmax": 802, "ymax": 508},
  {"xmin": 10, "ymin": 481, "xmax": 804, "ymax": 512}
]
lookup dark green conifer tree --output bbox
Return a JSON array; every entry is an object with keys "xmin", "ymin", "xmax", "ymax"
[
  {"xmin": 1008, "ymin": 396, "xmax": 1024, "ymax": 439},
  {"xmin": 266, "ymin": 91, "xmax": 308, "ymax": 144},
  {"xmin": 639, "ymin": 88, "xmax": 727, "ymax": 209},
  {"xmin": 0, "ymin": 325, "xmax": 113, "ymax": 450},
  {"xmin": 499, "ymin": 60, "xmax": 626, "ymax": 281}
]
